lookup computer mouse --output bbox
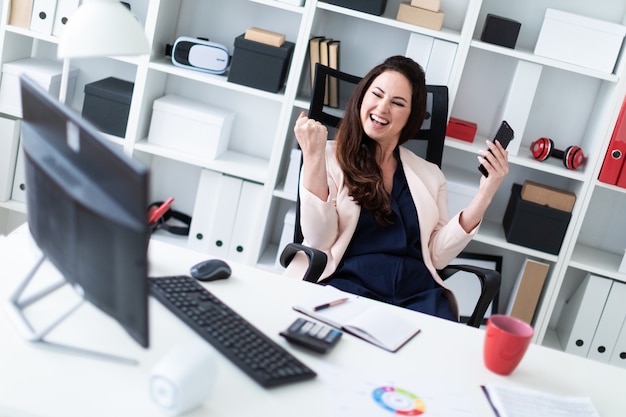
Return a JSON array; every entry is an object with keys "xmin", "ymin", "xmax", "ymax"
[{"xmin": 190, "ymin": 259, "xmax": 232, "ymax": 281}]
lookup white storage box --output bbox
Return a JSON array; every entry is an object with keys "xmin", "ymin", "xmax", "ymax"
[
  {"xmin": 0, "ymin": 57, "xmax": 78, "ymax": 117},
  {"xmin": 284, "ymin": 148, "xmax": 301, "ymax": 195},
  {"xmin": 275, "ymin": 206, "xmax": 296, "ymax": 268},
  {"xmin": 445, "ymin": 168, "xmax": 478, "ymax": 218},
  {"xmin": 147, "ymin": 95, "xmax": 235, "ymax": 160},
  {"xmin": 534, "ymin": 9, "xmax": 626, "ymax": 73},
  {"xmin": 0, "ymin": 115, "xmax": 21, "ymax": 202}
]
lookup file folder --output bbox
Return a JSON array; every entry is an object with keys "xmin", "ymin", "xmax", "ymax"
[
  {"xmin": 588, "ymin": 281, "xmax": 626, "ymax": 363},
  {"xmin": 598, "ymin": 97, "xmax": 626, "ymax": 185},
  {"xmin": 187, "ymin": 169, "xmax": 226, "ymax": 253},
  {"xmin": 52, "ymin": 0, "xmax": 80, "ymax": 36},
  {"xmin": 29, "ymin": 0, "xmax": 56, "ymax": 34},
  {"xmin": 228, "ymin": 180, "xmax": 263, "ymax": 263},
  {"xmin": 556, "ymin": 273, "xmax": 611, "ymax": 358},
  {"xmin": 609, "ymin": 315, "xmax": 626, "ymax": 369}
]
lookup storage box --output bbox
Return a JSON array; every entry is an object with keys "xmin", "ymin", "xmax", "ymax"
[
  {"xmin": 0, "ymin": 115, "xmax": 21, "ymax": 201},
  {"xmin": 284, "ymin": 148, "xmax": 302, "ymax": 195},
  {"xmin": 275, "ymin": 206, "xmax": 296, "ymax": 268},
  {"xmin": 147, "ymin": 94, "xmax": 235, "ymax": 160},
  {"xmin": 502, "ymin": 183, "xmax": 571, "ymax": 255},
  {"xmin": 534, "ymin": 9, "xmax": 626, "ymax": 73},
  {"xmin": 520, "ymin": 180, "xmax": 576, "ymax": 213},
  {"xmin": 480, "ymin": 14, "xmax": 521, "ymax": 49},
  {"xmin": 228, "ymin": 34, "xmax": 295, "ymax": 93},
  {"xmin": 322, "ymin": 0, "xmax": 387, "ymax": 16},
  {"xmin": 0, "ymin": 57, "xmax": 78, "ymax": 117},
  {"xmin": 446, "ymin": 117, "xmax": 477, "ymax": 142},
  {"xmin": 82, "ymin": 77, "xmax": 134, "ymax": 137},
  {"xmin": 396, "ymin": 2, "xmax": 445, "ymax": 31},
  {"xmin": 445, "ymin": 168, "xmax": 478, "ymax": 218}
]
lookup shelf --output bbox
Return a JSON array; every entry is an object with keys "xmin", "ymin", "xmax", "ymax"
[
  {"xmin": 316, "ymin": 2, "xmax": 462, "ymax": 43},
  {"xmin": 249, "ymin": 0, "xmax": 306, "ymax": 13},
  {"xmin": 570, "ymin": 244, "xmax": 626, "ymax": 282},
  {"xmin": 0, "ymin": 200, "xmax": 26, "ymax": 213},
  {"xmin": 133, "ymin": 140, "xmax": 270, "ymax": 183},
  {"xmin": 148, "ymin": 58, "xmax": 286, "ymax": 102},
  {"xmin": 473, "ymin": 220, "xmax": 559, "ymax": 263},
  {"xmin": 444, "ymin": 137, "xmax": 588, "ymax": 181},
  {"xmin": 470, "ymin": 40, "xmax": 621, "ymax": 82}
]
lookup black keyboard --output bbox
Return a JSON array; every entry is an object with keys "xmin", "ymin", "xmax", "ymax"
[{"xmin": 148, "ymin": 275, "xmax": 316, "ymax": 388}]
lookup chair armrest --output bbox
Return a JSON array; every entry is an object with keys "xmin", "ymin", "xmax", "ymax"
[
  {"xmin": 279, "ymin": 243, "xmax": 327, "ymax": 283},
  {"xmin": 438, "ymin": 264, "xmax": 501, "ymax": 328}
]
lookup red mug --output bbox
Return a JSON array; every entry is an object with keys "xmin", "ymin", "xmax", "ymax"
[{"xmin": 483, "ymin": 315, "xmax": 534, "ymax": 375}]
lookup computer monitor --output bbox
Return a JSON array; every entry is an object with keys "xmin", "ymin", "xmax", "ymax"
[{"xmin": 6, "ymin": 74, "xmax": 150, "ymax": 361}]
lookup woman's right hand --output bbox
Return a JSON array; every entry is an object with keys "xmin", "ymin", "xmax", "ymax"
[
  {"xmin": 293, "ymin": 112, "xmax": 329, "ymax": 201},
  {"xmin": 293, "ymin": 111, "xmax": 328, "ymax": 157}
]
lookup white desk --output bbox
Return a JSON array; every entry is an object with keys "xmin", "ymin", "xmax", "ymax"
[{"xmin": 1, "ymin": 226, "xmax": 625, "ymax": 417}]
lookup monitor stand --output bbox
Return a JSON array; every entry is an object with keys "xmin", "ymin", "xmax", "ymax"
[{"xmin": 5, "ymin": 254, "xmax": 138, "ymax": 365}]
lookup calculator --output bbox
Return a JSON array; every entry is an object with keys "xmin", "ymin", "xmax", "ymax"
[{"xmin": 280, "ymin": 318, "xmax": 342, "ymax": 354}]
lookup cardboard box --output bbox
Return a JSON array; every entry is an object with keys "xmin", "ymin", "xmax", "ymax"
[
  {"xmin": 244, "ymin": 27, "xmax": 286, "ymax": 48},
  {"xmin": 228, "ymin": 34, "xmax": 294, "ymax": 93},
  {"xmin": 322, "ymin": 0, "xmax": 387, "ymax": 16},
  {"xmin": 446, "ymin": 117, "xmax": 477, "ymax": 142},
  {"xmin": 503, "ymin": 183, "xmax": 571, "ymax": 255},
  {"xmin": 82, "ymin": 77, "xmax": 134, "ymax": 137},
  {"xmin": 534, "ymin": 9, "xmax": 626, "ymax": 73},
  {"xmin": 410, "ymin": 0, "xmax": 440, "ymax": 12},
  {"xmin": 147, "ymin": 94, "xmax": 235, "ymax": 160},
  {"xmin": 396, "ymin": 2, "xmax": 445, "ymax": 31},
  {"xmin": 0, "ymin": 57, "xmax": 78, "ymax": 117},
  {"xmin": 480, "ymin": 14, "xmax": 521, "ymax": 49},
  {"xmin": 520, "ymin": 180, "xmax": 576, "ymax": 213}
]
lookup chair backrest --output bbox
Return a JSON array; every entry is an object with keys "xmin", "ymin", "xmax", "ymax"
[{"xmin": 294, "ymin": 63, "xmax": 449, "ymax": 244}]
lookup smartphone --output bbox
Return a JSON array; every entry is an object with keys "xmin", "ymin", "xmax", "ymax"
[{"xmin": 479, "ymin": 120, "xmax": 514, "ymax": 177}]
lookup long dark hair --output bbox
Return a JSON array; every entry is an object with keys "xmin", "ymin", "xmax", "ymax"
[{"xmin": 335, "ymin": 55, "xmax": 427, "ymax": 225}]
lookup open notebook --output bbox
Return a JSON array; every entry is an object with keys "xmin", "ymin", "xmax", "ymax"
[{"xmin": 292, "ymin": 285, "xmax": 421, "ymax": 352}]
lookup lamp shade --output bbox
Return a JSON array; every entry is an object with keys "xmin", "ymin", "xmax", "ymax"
[{"xmin": 57, "ymin": 0, "xmax": 149, "ymax": 58}]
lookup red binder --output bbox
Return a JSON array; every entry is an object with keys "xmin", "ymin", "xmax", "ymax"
[{"xmin": 599, "ymin": 97, "xmax": 626, "ymax": 185}]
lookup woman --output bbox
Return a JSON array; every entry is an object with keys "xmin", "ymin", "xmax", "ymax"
[{"xmin": 286, "ymin": 56, "xmax": 508, "ymax": 321}]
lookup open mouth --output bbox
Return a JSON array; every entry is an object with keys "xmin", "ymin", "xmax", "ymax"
[{"xmin": 370, "ymin": 114, "xmax": 389, "ymax": 126}]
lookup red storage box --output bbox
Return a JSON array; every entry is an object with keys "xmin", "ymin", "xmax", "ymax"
[{"xmin": 447, "ymin": 117, "xmax": 477, "ymax": 142}]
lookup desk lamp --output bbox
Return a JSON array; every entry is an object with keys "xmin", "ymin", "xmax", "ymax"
[{"xmin": 57, "ymin": 0, "xmax": 149, "ymax": 103}]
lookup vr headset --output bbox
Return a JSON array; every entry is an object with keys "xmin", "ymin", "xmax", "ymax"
[{"xmin": 168, "ymin": 36, "xmax": 230, "ymax": 75}]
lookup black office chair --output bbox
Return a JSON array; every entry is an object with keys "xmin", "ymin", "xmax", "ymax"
[{"xmin": 280, "ymin": 63, "xmax": 500, "ymax": 328}]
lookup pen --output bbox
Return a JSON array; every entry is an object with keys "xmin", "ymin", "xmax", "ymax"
[{"xmin": 313, "ymin": 297, "xmax": 349, "ymax": 312}]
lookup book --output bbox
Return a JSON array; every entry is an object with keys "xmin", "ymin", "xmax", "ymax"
[
  {"xmin": 292, "ymin": 285, "xmax": 421, "ymax": 352},
  {"xmin": 327, "ymin": 40, "xmax": 340, "ymax": 108},
  {"xmin": 506, "ymin": 258, "xmax": 550, "ymax": 324},
  {"xmin": 308, "ymin": 36, "xmax": 325, "ymax": 90},
  {"xmin": 482, "ymin": 384, "xmax": 600, "ymax": 417},
  {"xmin": 319, "ymin": 38, "xmax": 332, "ymax": 105}
]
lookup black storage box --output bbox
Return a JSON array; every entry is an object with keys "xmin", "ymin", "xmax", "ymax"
[
  {"xmin": 502, "ymin": 183, "xmax": 571, "ymax": 254},
  {"xmin": 82, "ymin": 77, "xmax": 134, "ymax": 137},
  {"xmin": 480, "ymin": 14, "xmax": 521, "ymax": 49},
  {"xmin": 228, "ymin": 35, "xmax": 295, "ymax": 93},
  {"xmin": 322, "ymin": 0, "xmax": 387, "ymax": 16}
]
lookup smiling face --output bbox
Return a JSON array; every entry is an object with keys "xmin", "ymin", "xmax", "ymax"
[{"xmin": 360, "ymin": 70, "xmax": 413, "ymax": 147}]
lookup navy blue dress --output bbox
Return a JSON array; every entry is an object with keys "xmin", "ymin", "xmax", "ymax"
[{"xmin": 322, "ymin": 158, "xmax": 456, "ymax": 321}]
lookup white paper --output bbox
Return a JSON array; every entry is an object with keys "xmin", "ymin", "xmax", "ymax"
[{"xmin": 483, "ymin": 384, "xmax": 600, "ymax": 417}]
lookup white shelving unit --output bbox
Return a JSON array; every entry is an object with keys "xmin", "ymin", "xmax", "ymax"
[{"xmin": 1, "ymin": 0, "xmax": 625, "ymax": 363}]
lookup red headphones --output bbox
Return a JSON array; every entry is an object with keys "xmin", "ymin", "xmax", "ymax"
[{"xmin": 530, "ymin": 137, "xmax": 585, "ymax": 170}]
